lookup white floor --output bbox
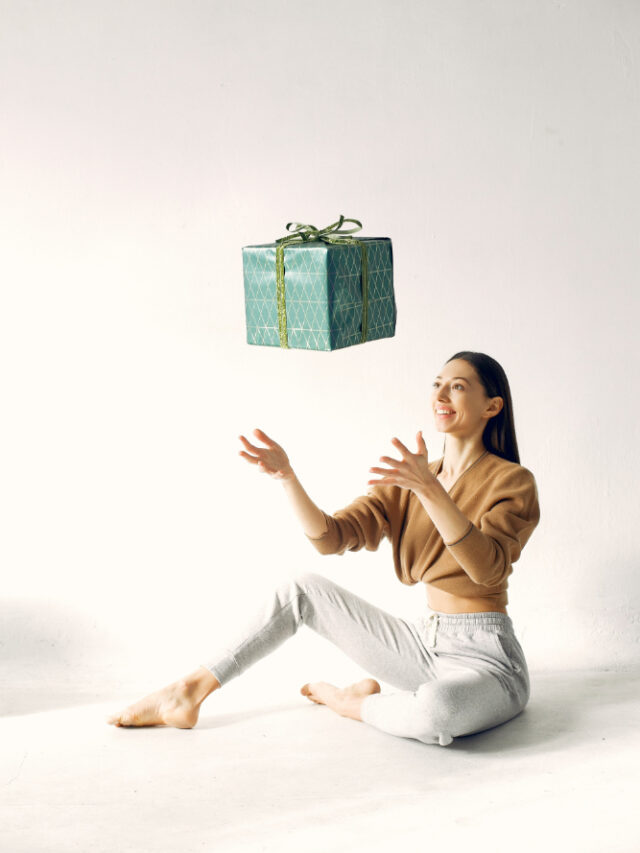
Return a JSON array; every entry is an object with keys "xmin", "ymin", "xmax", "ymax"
[{"xmin": 1, "ymin": 668, "xmax": 639, "ymax": 853}]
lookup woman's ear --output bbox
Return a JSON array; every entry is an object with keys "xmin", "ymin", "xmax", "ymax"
[{"xmin": 485, "ymin": 396, "xmax": 503, "ymax": 419}]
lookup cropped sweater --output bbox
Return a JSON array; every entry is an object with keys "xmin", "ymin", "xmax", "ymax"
[{"xmin": 306, "ymin": 451, "xmax": 540, "ymax": 609}]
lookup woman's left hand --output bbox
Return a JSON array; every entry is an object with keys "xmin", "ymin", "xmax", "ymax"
[{"xmin": 368, "ymin": 432, "xmax": 438, "ymax": 495}]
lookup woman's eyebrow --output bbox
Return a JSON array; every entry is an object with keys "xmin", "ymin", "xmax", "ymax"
[{"xmin": 435, "ymin": 375, "xmax": 471, "ymax": 382}]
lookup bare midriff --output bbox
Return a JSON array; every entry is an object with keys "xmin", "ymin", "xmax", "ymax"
[{"xmin": 426, "ymin": 584, "xmax": 508, "ymax": 615}]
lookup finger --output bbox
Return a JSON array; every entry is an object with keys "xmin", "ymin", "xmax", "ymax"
[
  {"xmin": 391, "ymin": 437, "xmax": 411, "ymax": 457},
  {"xmin": 369, "ymin": 466, "xmax": 400, "ymax": 476},
  {"xmin": 417, "ymin": 431, "xmax": 428, "ymax": 454},
  {"xmin": 239, "ymin": 435, "xmax": 263, "ymax": 453},
  {"xmin": 253, "ymin": 428, "xmax": 277, "ymax": 447},
  {"xmin": 378, "ymin": 456, "xmax": 401, "ymax": 466},
  {"xmin": 239, "ymin": 450, "xmax": 260, "ymax": 465},
  {"xmin": 367, "ymin": 476, "xmax": 402, "ymax": 487}
]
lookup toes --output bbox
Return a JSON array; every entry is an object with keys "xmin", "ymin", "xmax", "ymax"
[
  {"xmin": 300, "ymin": 684, "xmax": 322, "ymax": 704},
  {"xmin": 115, "ymin": 708, "xmax": 139, "ymax": 727},
  {"xmin": 106, "ymin": 711, "xmax": 130, "ymax": 726}
]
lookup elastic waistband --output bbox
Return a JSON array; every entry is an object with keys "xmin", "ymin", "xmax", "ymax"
[{"xmin": 423, "ymin": 609, "xmax": 513, "ymax": 631}]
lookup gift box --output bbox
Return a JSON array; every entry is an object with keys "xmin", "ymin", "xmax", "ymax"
[{"xmin": 242, "ymin": 216, "xmax": 396, "ymax": 351}]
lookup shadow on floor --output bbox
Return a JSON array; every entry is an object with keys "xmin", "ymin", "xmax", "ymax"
[
  {"xmin": 0, "ymin": 684, "xmax": 122, "ymax": 717},
  {"xmin": 196, "ymin": 700, "xmax": 304, "ymax": 730},
  {"xmin": 0, "ymin": 598, "xmax": 122, "ymax": 717}
]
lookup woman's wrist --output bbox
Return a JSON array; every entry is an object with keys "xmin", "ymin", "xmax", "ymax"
[
  {"xmin": 414, "ymin": 475, "xmax": 445, "ymax": 503},
  {"xmin": 279, "ymin": 472, "xmax": 328, "ymax": 538}
]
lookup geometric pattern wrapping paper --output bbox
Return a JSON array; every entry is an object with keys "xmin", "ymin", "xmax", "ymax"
[{"xmin": 242, "ymin": 237, "xmax": 396, "ymax": 351}]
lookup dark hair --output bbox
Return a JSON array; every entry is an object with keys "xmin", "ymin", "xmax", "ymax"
[{"xmin": 446, "ymin": 351, "xmax": 520, "ymax": 464}]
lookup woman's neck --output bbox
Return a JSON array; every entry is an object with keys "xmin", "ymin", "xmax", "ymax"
[{"xmin": 440, "ymin": 436, "xmax": 488, "ymax": 480}]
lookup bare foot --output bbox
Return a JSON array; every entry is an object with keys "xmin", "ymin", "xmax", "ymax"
[
  {"xmin": 300, "ymin": 678, "xmax": 381, "ymax": 721},
  {"xmin": 107, "ymin": 669, "xmax": 220, "ymax": 729}
]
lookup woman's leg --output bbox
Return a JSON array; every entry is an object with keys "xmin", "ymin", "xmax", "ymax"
[
  {"xmin": 108, "ymin": 572, "xmax": 435, "ymax": 728},
  {"xmin": 358, "ymin": 667, "xmax": 523, "ymax": 746},
  {"xmin": 203, "ymin": 572, "xmax": 436, "ymax": 690},
  {"xmin": 358, "ymin": 613, "xmax": 530, "ymax": 746}
]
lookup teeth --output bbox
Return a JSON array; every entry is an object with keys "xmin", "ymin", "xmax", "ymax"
[{"xmin": 436, "ymin": 409, "xmax": 454, "ymax": 415}]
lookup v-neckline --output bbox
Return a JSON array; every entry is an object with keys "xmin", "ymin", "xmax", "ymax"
[{"xmin": 435, "ymin": 450, "xmax": 489, "ymax": 495}]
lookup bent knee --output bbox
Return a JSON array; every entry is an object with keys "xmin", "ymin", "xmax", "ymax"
[
  {"xmin": 412, "ymin": 678, "xmax": 523, "ymax": 745},
  {"xmin": 294, "ymin": 571, "xmax": 326, "ymax": 590},
  {"xmin": 273, "ymin": 572, "xmax": 329, "ymax": 618},
  {"xmin": 283, "ymin": 572, "xmax": 337, "ymax": 599},
  {"xmin": 411, "ymin": 682, "xmax": 457, "ymax": 745}
]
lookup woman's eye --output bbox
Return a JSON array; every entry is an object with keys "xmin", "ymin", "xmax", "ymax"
[{"xmin": 453, "ymin": 384, "xmax": 463, "ymax": 390}]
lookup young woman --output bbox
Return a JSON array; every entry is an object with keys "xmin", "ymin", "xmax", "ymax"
[{"xmin": 108, "ymin": 351, "xmax": 540, "ymax": 747}]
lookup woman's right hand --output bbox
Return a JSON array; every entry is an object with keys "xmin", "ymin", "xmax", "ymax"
[{"xmin": 238, "ymin": 429, "xmax": 295, "ymax": 481}]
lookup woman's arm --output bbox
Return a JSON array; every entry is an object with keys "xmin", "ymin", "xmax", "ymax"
[
  {"xmin": 368, "ymin": 432, "xmax": 471, "ymax": 544},
  {"xmin": 239, "ymin": 429, "xmax": 328, "ymax": 538},
  {"xmin": 280, "ymin": 475, "xmax": 328, "ymax": 538},
  {"xmin": 413, "ymin": 480, "xmax": 473, "ymax": 546},
  {"xmin": 369, "ymin": 432, "xmax": 540, "ymax": 587}
]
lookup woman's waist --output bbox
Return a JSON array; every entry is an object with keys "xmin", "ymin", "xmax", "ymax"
[{"xmin": 426, "ymin": 584, "xmax": 508, "ymax": 616}]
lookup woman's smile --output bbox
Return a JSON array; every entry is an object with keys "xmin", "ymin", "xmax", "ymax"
[{"xmin": 435, "ymin": 407, "xmax": 455, "ymax": 420}]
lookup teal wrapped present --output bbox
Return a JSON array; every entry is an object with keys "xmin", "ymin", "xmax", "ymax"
[{"xmin": 242, "ymin": 216, "xmax": 395, "ymax": 351}]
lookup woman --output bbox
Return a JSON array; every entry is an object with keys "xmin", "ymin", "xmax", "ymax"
[{"xmin": 108, "ymin": 351, "xmax": 540, "ymax": 746}]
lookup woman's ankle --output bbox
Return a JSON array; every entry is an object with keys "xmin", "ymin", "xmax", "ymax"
[{"xmin": 182, "ymin": 667, "xmax": 221, "ymax": 703}]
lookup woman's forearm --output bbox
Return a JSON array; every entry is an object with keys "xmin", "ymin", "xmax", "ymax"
[
  {"xmin": 238, "ymin": 431, "xmax": 329, "ymax": 538},
  {"xmin": 281, "ymin": 474, "xmax": 329, "ymax": 539},
  {"xmin": 415, "ymin": 481, "xmax": 473, "ymax": 545}
]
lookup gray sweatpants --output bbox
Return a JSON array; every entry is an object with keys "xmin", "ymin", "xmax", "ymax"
[{"xmin": 203, "ymin": 572, "xmax": 530, "ymax": 747}]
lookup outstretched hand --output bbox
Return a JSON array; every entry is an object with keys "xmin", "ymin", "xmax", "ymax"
[
  {"xmin": 239, "ymin": 429, "xmax": 295, "ymax": 481},
  {"xmin": 368, "ymin": 432, "xmax": 437, "ymax": 495}
]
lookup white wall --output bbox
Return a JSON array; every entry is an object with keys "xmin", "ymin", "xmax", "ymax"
[{"xmin": 1, "ymin": 0, "xmax": 639, "ymax": 691}]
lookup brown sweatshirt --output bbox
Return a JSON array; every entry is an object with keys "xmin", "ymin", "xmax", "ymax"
[{"xmin": 306, "ymin": 451, "xmax": 540, "ymax": 609}]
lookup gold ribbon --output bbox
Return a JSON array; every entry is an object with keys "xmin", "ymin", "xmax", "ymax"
[{"xmin": 274, "ymin": 215, "xmax": 369, "ymax": 349}]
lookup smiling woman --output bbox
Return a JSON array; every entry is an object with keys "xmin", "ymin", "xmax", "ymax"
[
  {"xmin": 435, "ymin": 351, "xmax": 520, "ymax": 466},
  {"xmin": 108, "ymin": 352, "xmax": 540, "ymax": 749}
]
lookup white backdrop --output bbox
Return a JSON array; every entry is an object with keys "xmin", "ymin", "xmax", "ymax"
[{"xmin": 1, "ymin": 0, "xmax": 639, "ymax": 698}]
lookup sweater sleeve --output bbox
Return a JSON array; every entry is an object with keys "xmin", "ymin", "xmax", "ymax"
[
  {"xmin": 445, "ymin": 467, "xmax": 540, "ymax": 587},
  {"xmin": 305, "ymin": 485, "xmax": 391, "ymax": 556}
]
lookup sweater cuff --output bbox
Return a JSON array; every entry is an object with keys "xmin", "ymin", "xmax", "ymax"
[
  {"xmin": 444, "ymin": 523, "xmax": 505, "ymax": 587},
  {"xmin": 305, "ymin": 513, "xmax": 342, "ymax": 555},
  {"xmin": 444, "ymin": 521, "xmax": 474, "ymax": 547}
]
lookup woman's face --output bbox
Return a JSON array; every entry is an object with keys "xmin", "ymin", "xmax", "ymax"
[{"xmin": 431, "ymin": 358, "xmax": 503, "ymax": 438}]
